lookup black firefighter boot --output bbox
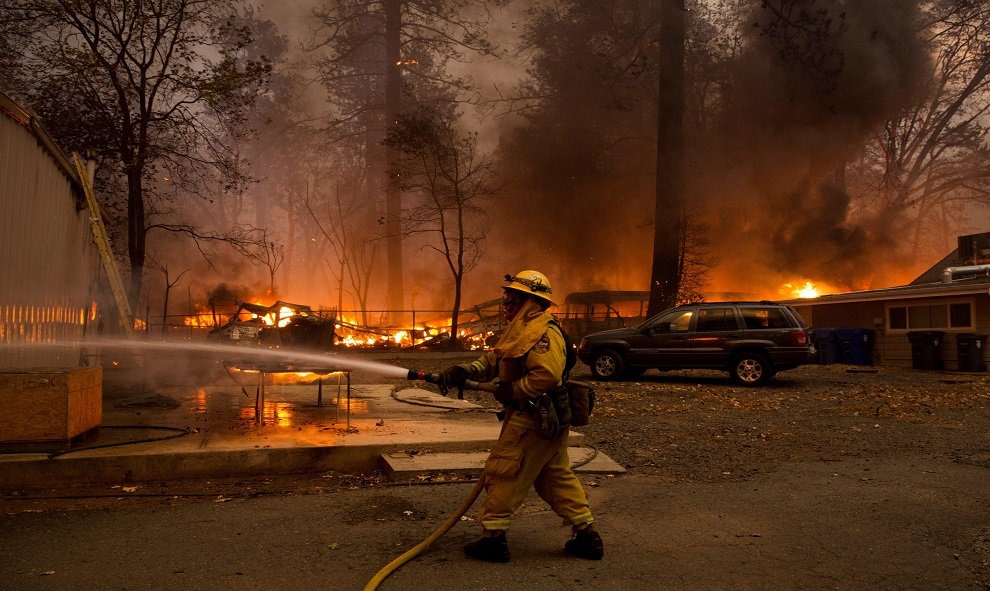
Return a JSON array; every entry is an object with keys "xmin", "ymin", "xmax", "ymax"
[
  {"xmin": 464, "ymin": 531, "xmax": 511, "ymax": 563},
  {"xmin": 565, "ymin": 526, "xmax": 604, "ymax": 560}
]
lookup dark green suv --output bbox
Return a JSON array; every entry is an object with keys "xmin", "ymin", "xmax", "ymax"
[{"xmin": 576, "ymin": 301, "xmax": 814, "ymax": 386}]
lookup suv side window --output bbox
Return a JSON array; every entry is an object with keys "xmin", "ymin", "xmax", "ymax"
[
  {"xmin": 740, "ymin": 307, "xmax": 791, "ymax": 329},
  {"xmin": 650, "ymin": 310, "xmax": 693, "ymax": 333},
  {"xmin": 695, "ymin": 307, "xmax": 738, "ymax": 332}
]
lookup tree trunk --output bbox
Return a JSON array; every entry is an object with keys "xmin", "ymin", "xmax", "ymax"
[
  {"xmin": 127, "ymin": 166, "xmax": 146, "ymax": 319},
  {"xmin": 384, "ymin": 0, "xmax": 405, "ymax": 315},
  {"xmin": 450, "ymin": 273, "xmax": 462, "ymax": 351},
  {"xmin": 283, "ymin": 187, "xmax": 297, "ymax": 296},
  {"xmin": 648, "ymin": 0, "xmax": 686, "ymax": 316}
]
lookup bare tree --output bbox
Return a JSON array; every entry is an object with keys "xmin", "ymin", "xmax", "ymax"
[
  {"xmin": 154, "ymin": 265, "xmax": 190, "ymax": 339},
  {"xmin": 254, "ymin": 235, "xmax": 285, "ymax": 296},
  {"xmin": 385, "ymin": 104, "xmax": 497, "ymax": 349},
  {"xmin": 308, "ymin": 0, "xmax": 504, "ymax": 313},
  {"xmin": 856, "ymin": 1, "xmax": 990, "ymax": 263},
  {"xmin": 0, "ymin": 0, "xmax": 272, "ymax": 310},
  {"xmin": 304, "ymin": 178, "xmax": 381, "ymax": 326}
]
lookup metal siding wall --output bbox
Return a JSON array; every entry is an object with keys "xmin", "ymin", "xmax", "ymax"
[{"xmin": 0, "ymin": 109, "xmax": 100, "ymax": 368}]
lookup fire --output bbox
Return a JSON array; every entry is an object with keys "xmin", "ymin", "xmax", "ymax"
[
  {"xmin": 183, "ymin": 305, "xmax": 216, "ymax": 328},
  {"xmin": 259, "ymin": 305, "xmax": 296, "ymax": 328},
  {"xmin": 188, "ymin": 296, "xmax": 494, "ymax": 350},
  {"xmin": 781, "ymin": 279, "xmax": 841, "ymax": 299},
  {"xmin": 338, "ymin": 333, "xmax": 378, "ymax": 347},
  {"xmin": 795, "ymin": 281, "xmax": 819, "ymax": 298}
]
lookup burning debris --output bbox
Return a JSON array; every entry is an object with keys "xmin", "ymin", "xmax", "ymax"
[
  {"xmin": 208, "ymin": 301, "xmax": 335, "ymax": 351},
  {"xmin": 188, "ymin": 294, "xmax": 501, "ymax": 352}
]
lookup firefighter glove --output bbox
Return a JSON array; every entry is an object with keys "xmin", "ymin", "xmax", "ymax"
[
  {"xmin": 493, "ymin": 380, "xmax": 515, "ymax": 405},
  {"xmin": 439, "ymin": 365, "xmax": 469, "ymax": 390}
]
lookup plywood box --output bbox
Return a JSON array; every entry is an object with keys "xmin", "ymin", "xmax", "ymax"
[{"xmin": 0, "ymin": 367, "xmax": 103, "ymax": 442}]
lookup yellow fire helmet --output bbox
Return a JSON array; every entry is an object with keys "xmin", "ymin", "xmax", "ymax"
[{"xmin": 503, "ymin": 270, "xmax": 556, "ymax": 306}]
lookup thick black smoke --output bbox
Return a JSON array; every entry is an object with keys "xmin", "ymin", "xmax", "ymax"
[{"xmin": 694, "ymin": 0, "xmax": 931, "ymax": 293}]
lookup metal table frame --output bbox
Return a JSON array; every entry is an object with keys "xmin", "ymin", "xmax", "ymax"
[{"xmin": 223, "ymin": 361, "xmax": 351, "ymax": 429}]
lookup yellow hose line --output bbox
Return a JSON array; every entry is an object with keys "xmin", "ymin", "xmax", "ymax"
[{"xmin": 362, "ymin": 478, "xmax": 486, "ymax": 591}]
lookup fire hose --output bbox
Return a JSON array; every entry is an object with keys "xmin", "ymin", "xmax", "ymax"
[
  {"xmin": 365, "ymin": 370, "xmax": 598, "ymax": 590},
  {"xmin": 363, "ymin": 370, "xmax": 496, "ymax": 591},
  {"xmin": 362, "ymin": 477, "xmax": 485, "ymax": 591}
]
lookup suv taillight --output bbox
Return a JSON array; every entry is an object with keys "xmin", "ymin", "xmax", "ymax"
[{"xmin": 789, "ymin": 330, "xmax": 808, "ymax": 346}]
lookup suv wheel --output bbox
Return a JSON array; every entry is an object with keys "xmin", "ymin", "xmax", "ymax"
[
  {"xmin": 591, "ymin": 349, "xmax": 626, "ymax": 380},
  {"xmin": 730, "ymin": 352, "xmax": 773, "ymax": 386}
]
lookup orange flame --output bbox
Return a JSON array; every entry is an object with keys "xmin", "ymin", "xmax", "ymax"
[{"xmin": 781, "ymin": 279, "xmax": 841, "ymax": 299}]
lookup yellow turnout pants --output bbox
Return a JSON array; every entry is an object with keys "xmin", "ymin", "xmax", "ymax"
[{"xmin": 478, "ymin": 410, "xmax": 594, "ymax": 532}]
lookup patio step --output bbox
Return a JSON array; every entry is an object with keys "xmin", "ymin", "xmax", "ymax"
[{"xmin": 380, "ymin": 447, "xmax": 626, "ymax": 481}]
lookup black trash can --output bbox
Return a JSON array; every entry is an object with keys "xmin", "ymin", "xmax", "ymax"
[
  {"xmin": 835, "ymin": 328, "xmax": 875, "ymax": 365},
  {"xmin": 955, "ymin": 333, "xmax": 988, "ymax": 372},
  {"xmin": 907, "ymin": 331, "xmax": 945, "ymax": 370},
  {"xmin": 813, "ymin": 328, "xmax": 840, "ymax": 364}
]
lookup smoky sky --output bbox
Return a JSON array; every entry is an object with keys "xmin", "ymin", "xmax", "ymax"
[{"xmin": 169, "ymin": 0, "xmax": 938, "ymax": 315}]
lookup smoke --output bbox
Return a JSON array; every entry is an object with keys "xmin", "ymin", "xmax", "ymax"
[
  {"xmin": 158, "ymin": 1, "xmax": 936, "ymax": 318},
  {"xmin": 695, "ymin": 0, "xmax": 931, "ymax": 293}
]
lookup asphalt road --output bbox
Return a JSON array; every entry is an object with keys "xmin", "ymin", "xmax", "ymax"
[{"xmin": 2, "ymin": 453, "xmax": 988, "ymax": 591}]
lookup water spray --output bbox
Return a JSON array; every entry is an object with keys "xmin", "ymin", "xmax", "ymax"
[
  {"xmin": 25, "ymin": 338, "xmax": 414, "ymax": 378},
  {"xmin": 23, "ymin": 339, "xmax": 503, "ymax": 397}
]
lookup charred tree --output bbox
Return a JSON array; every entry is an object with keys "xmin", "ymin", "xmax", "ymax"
[
  {"xmin": 385, "ymin": 105, "xmax": 496, "ymax": 350},
  {"xmin": 648, "ymin": 0, "xmax": 686, "ymax": 316}
]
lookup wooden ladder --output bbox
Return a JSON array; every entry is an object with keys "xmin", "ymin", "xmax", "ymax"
[{"xmin": 72, "ymin": 153, "xmax": 135, "ymax": 339}]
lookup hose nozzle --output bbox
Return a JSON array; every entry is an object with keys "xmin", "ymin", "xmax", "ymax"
[
  {"xmin": 406, "ymin": 369, "xmax": 443, "ymax": 384},
  {"xmin": 406, "ymin": 369, "xmax": 498, "ymax": 397}
]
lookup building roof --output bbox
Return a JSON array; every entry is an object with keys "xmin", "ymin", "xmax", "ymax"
[
  {"xmin": 0, "ymin": 90, "xmax": 81, "ymax": 194},
  {"xmin": 782, "ymin": 275, "xmax": 990, "ymax": 307},
  {"xmin": 910, "ymin": 249, "xmax": 965, "ymax": 284},
  {"xmin": 782, "ymin": 232, "xmax": 990, "ymax": 307}
]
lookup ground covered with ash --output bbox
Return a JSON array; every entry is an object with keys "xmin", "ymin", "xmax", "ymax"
[{"xmin": 376, "ymin": 359, "xmax": 990, "ymax": 484}]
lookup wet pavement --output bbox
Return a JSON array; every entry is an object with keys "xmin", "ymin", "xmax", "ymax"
[{"xmin": 0, "ymin": 353, "xmax": 617, "ymax": 490}]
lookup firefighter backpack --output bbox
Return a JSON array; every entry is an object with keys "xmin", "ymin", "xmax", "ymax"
[{"xmin": 550, "ymin": 320, "xmax": 595, "ymax": 427}]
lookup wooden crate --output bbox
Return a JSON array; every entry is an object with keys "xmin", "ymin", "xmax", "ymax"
[{"xmin": 0, "ymin": 367, "xmax": 103, "ymax": 442}]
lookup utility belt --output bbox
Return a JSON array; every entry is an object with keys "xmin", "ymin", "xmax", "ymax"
[{"xmin": 498, "ymin": 381, "xmax": 596, "ymax": 439}]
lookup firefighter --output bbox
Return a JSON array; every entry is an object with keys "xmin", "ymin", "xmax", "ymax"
[{"xmin": 440, "ymin": 270, "xmax": 604, "ymax": 562}]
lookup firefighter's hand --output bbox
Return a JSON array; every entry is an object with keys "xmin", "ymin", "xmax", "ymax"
[
  {"xmin": 439, "ymin": 365, "xmax": 469, "ymax": 393},
  {"xmin": 493, "ymin": 380, "xmax": 514, "ymax": 405}
]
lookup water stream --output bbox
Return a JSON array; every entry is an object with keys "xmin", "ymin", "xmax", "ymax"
[{"xmin": 14, "ymin": 338, "xmax": 414, "ymax": 378}]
